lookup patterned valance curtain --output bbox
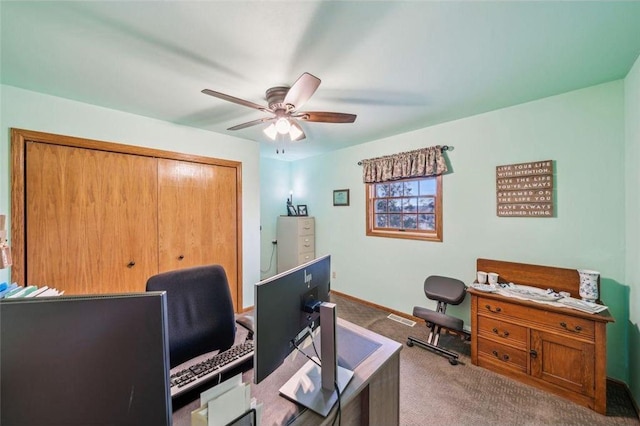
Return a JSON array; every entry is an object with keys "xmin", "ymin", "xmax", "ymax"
[{"xmin": 360, "ymin": 146, "xmax": 448, "ymax": 183}]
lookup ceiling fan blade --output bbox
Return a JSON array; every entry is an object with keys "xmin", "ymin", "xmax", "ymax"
[
  {"xmin": 283, "ymin": 72, "xmax": 321, "ymax": 110},
  {"xmin": 295, "ymin": 111, "xmax": 357, "ymax": 123},
  {"xmin": 227, "ymin": 117, "xmax": 274, "ymax": 131},
  {"xmin": 202, "ymin": 89, "xmax": 270, "ymax": 113}
]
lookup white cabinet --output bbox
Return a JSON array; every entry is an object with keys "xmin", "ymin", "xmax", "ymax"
[{"xmin": 277, "ymin": 216, "xmax": 315, "ymax": 273}]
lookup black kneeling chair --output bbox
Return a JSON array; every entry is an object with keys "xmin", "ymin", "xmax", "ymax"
[{"xmin": 407, "ymin": 275, "xmax": 469, "ymax": 365}]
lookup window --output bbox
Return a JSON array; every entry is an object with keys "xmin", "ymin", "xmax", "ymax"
[{"xmin": 366, "ymin": 175, "xmax": 442, "ymax": 242}]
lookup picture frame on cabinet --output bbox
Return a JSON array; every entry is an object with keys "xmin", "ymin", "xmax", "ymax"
[
  {"xmin": 287, "ymin": 204, "xmax": 298, "ymax": 216},
  {"xmin": 297, "ymin": 205, "xmax": 308, "ymax": 216}
]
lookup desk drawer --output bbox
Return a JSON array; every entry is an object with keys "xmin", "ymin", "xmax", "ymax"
[
  {"xmin": 477, "ymin": 316, "xmax": 527, "ymax": 348},
  {"xmin": 478, "ymin": 337, "xmax": 527, "ymax": 372},
  {"xmin": 476, "ymin": 296, "xmax": 595, "ymax": 340}
]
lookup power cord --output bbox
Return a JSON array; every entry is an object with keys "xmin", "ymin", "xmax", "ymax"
[
  {"xmin": 291, "ymin": 339, "xmax": 321, "ymax": 367},
  {"xmin": 332, "ymin": 381, "xmax": 341, "ymax": 426},
  {"xmin": 260, "ymin": 243, "xmax": 276, "ymax": 274}
]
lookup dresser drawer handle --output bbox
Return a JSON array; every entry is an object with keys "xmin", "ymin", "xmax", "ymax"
[
  {"xmin": 485, "ymin": 304, "xmax": 502, "ymax": 313},
  {"xmin": 492, "ymin": 327, "xmax": 510, "ymax": 338},
  {"xmin": 560, "ymin": 322, "xmax": 582, "ymax": 333},
  {"xmin": 491, "ymin": 350, "xmax": 510, "ymax": 361}
]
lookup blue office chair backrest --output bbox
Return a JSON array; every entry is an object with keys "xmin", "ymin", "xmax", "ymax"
[{"xmin": 146, "ymin": 265, "xmax": 236, "ymax": 368}]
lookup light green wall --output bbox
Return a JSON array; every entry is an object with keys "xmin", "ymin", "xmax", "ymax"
[
  {"xmin": 271, "ymin": 81, "xmax": 628, "ymax": 381},
  {"xmin": 259, "ymin": 157, "xmax": 291, "ymax": 280},
  {"xmin": 625, "ymin": 55, "xmax": 640, "ymax": 405},
  {"xmin": 0, "ymin": 85, "xmax": 262, "ymax": 308}
]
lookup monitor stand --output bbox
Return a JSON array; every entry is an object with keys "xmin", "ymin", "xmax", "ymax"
[{"xmin": 279, "ymin": 302, "xmax": 354, "ymax": 417}]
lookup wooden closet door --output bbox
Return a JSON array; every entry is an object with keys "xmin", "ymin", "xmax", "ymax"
[
  {"xmin": 25, "ymin": 142, "xmax": 158, "ymax": 294},
  {"xmin": 157, "ymin": 159, "xmax": 238, "ymax": 307}
]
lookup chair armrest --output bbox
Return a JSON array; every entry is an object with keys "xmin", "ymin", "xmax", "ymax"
[{"xmin": 235, "ymin": 315, "xmax": 254, "ymax": 340}]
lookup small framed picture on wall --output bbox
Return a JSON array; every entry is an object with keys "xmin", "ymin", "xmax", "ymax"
[{"xmin": 333, "ymin": 189, "xmax": 350, "ymax": 206}]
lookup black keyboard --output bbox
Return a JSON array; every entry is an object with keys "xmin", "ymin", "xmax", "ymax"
[{"xmin": 170, "ymin": 340, "xmax": 254, "ymax": 398}]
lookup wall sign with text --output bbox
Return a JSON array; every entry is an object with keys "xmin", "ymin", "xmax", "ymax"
[{"xmin": 496, "ymin": 160, "xmax": 554, "ymax": 217}]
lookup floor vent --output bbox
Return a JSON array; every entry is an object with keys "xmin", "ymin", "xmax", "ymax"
[{"xmin": 387, "ymin": 314, "xmax": 416, "ymax": 327}]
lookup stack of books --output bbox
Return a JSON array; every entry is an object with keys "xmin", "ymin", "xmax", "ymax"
[{"xmin": 0, "ymin": 282, "xmax": 64, "ymax": 299}]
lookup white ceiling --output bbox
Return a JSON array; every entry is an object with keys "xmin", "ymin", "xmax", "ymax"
[{"xmin": 2, "ymin": 1, "xmax": 640, "ymax": 160}]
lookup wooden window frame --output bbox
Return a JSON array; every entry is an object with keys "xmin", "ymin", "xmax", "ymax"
[{"xmin": 365, "ymin": 175, "xmax": 443, "ymax": 242}]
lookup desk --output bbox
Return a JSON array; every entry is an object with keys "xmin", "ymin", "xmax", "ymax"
[{"xmin": 173, "ymin": 318, "xmax": 402, "ymax": 426}]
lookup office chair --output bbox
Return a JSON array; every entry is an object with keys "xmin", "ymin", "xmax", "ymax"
[
  {"xmin": 407, "ymin": 275, "xmax": 469, "ymax": 365},
  {"xmin": 146, "ymin": 264, "xmax": 253, "ymax": 369}
]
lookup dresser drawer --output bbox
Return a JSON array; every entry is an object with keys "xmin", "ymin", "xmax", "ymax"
[
  {"xmin": 477, "ymin": 316, "xmax": 527, "ymax": 348},
  {"xmin": 298, "ymin": 235, "xmax": 315, "ymax": 253},
  {"xmin": 476, "ymin": 296, "xmax": 595, "ymax": 340},
  {"xmin": 477, "ymin": 296, "xmax": 533, "ymax": 319},
  {"xmin": 297, "ymin": 218, "xmax": 315, "ymax": 235},
  {"xmin": 536, "ymin": 310, "xmax": 595, "ymax": 340},
  {"xmin": 478, "ymin": 337, "xmax": 527, "ymax": 372}
]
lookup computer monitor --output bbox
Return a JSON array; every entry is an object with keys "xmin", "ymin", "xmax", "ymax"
[
  {"xmin": 254, "ymin": 254, "xmax": 353, "ymax": 416},
  {"xmin": 0, "ymin": 292, "xmax": 173, "ymax": 426}
]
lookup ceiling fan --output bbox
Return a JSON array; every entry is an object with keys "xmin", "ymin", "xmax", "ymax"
[{"xmin": 202, "ymin": 72, "xmax": 356, "ymax": 142}]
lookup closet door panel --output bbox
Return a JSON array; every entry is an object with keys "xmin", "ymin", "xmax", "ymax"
[
  {"xmin": 25, "ymin": 142, "xmax": 158, "ymax": 294},
  {"xmin": 158, "ymin": 159, "xmax": 238, "ymax": 306}
]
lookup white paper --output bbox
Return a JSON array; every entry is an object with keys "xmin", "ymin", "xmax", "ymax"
[
  {"xmin": 200, "ymin": 372, "xmax": 242, "ymax": 407},
  {"xmin": 207, "ymin": 382, "xmax": 250, "ymax": 426}
]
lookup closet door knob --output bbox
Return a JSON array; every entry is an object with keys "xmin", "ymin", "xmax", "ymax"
[
  {"xmin": 127, "ymin": 261, "xmax": 136, "ymax": 268},
  {"xmin": 178, "ymin": 255, "xmax": 184, "ymax": 261}
]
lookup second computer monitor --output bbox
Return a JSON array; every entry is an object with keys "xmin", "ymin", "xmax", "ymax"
[{"xmin": 254, "ymin": 254, "xmax": 331, "ymax": 384}]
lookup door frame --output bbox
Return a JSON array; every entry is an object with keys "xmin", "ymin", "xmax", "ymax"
[{"xmin": 11, "ymin": 128, "xmax": 244, "ymax": 311}]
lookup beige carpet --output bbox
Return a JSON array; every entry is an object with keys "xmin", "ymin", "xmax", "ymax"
[{"xmin": 330, "ymin": 293, "xmax": 639, "ymax": 426}]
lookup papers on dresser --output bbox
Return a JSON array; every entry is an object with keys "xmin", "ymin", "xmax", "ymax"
[
  {"xmin": 556, "ymin": 297, "xmax": 608, "ymax": 314},
  {"xmin": 494, "ymin": 284, "xmax": 608, "ymax": 314}
]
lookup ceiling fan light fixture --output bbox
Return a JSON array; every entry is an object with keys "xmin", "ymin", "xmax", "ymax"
[
  {"xmin": 202, "ymin": 72, "xmax": 357, "ymax": 145},
  {"xmin": 263, "ymin": 123, "xmax": 278, "ymax": 140},
  {"xmin": 289, "ymin": 122, "xmax": 304, "ymax": 141},
  {"xmin": 275, "ymin": 117, "xmax": 291, "ymax": 134}
]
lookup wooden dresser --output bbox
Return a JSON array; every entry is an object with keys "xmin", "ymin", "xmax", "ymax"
[{"xmin": 468, "ymin": 258, "xmax": 614, "ymax": 415}]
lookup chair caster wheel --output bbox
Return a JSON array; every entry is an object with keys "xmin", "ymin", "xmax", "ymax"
[
  {"xmin": 406, "ymin": 340, "xmax": 414, "ymax": 347},
  {"xmin": 449, "ymin": 358, "xmax": 458, "ymax": 365}
]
